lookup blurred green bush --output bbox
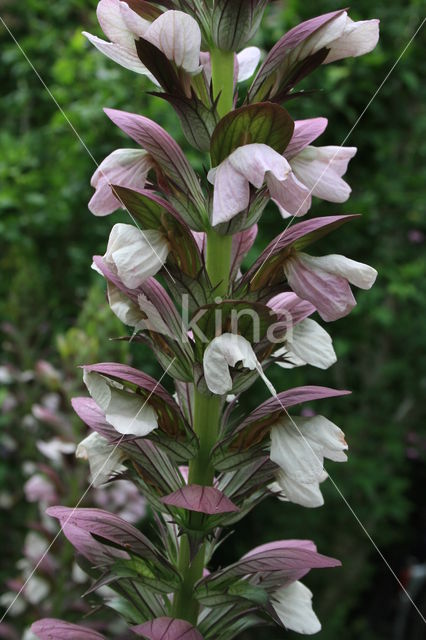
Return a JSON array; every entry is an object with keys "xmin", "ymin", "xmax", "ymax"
[{"xmin": 0, "ymin": 0, "xmax": 425, "ymax": 638}]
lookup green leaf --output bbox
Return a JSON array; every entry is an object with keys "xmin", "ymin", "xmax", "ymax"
[{"xmin": 210, "ymin": 103, "xmax": 294, "ymax": 167}]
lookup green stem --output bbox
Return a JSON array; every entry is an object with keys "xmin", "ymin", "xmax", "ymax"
[
  {"xmin": 210, "ymin": 48, "xmax": 235, "ymax": 118},
  {"xmin": 172, "ymin": 46, "xmax": 235, "ymax": 625}
]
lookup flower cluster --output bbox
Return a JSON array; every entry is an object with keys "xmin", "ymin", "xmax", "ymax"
[{"xmin": 32, "ymin": 3, "xmax": 379, "ymax": 639}]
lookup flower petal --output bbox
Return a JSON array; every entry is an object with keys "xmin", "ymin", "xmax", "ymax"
[
  {"xmin": 284, "ymin": 253, "xmax": 357, "ymax": 322},
  {"xmin": 267, "ymin": 170, "xmax": 311, "ymax": 218},
  {"xmin": 145, "ymin": 10, "xmax": 201, "ymax": 73},
  {"xmin": 89, "ymin": 149, "xmax": 153, "ymax": 216},
  {"xmin": 105, "ymin": 223, "xmax": 169, "ymax": 289},
  {"xmin": 209, "ymin": 159, "xmax": 250, "ymax": 225},
  {"xmin": 97, "ymin": 0, "xmax": 136, "ymax": 46},
  {"xmin": 299, "ymin": 253, "xmax": 377, "ymax": 290},
  {"xmin": 272, "ymin": 581, "xmax": 321, "ymax": 635},
  {"xmin": 291, "ymin": 145, "xmax": 357, "ymax": 203},
  {"xmin": 83, "ymin": 370, "xmax": 158, "ymax": 437},
  {"xmin": 288, "ymin": 318, "xmax": 337, "ymax": 370},
  {"xmin": 229, "ymin": 143, "xmax": 291, "ymax": 188},
  {"xmin": 237, "ymin": 46, "xmax": 261, "ymax": 82},
  {"xmin": 325, "ymin": 18, "xmax": 380, "ymax": 64},
  {"xmin": 203, "ymin": 333, "xmax": 258, "ymax": 395},
  {"xmin": 284, "ymin": 118, "xmax": 328, "ymax": 160},
  {"xmin": 76, "ymin": 432, "xmax": 126, "ymax": 487},
  {"xmin": 83, "ymin": 32, "xmax": 150, "ymax": 75}
]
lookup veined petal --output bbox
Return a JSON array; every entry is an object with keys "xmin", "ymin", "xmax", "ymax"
[
  {"xmin": 107, "ymin": 282, "xmax": 144, "ymax": 327},
  {"xmin": 145, "ymin": 10, "xmax": 201, "ymax": 73},
  {"xmin": 105, "ymin": 223, "xmax": 169, "ymax": 289},
  {"xmin": 119, "ymin": 0, "xmax": 151, "ymax": 36},
  {"xmin": 76, "ymin": 432, "xmax": 126, "ymax": 487},
  {"xmin": 237, "ymin": 46, "xmax": 261, "ymax": 82},
  {"xmin": 291, "ymin": 145, "xmax": 357, "ymax": 203},
  {"xmin": 83, "ymin": 370, "xmax": 158, "ymax": 437},
  {"xmin": 285, "ymin": 118, "xmax": 328, "ymax": 160},
  {"xmin": 89, "ymin": 149, "xmax": 153, "ymax": 216},
  {"xmin": 268, "ymin": 171, "xmax": 311, "ymax": 218},
  {"xmin": 270, "ymin": 420, "xmax": 325, "ymax": 484},
  {"xmin": 299, "ymin": 253, "xmax": 377, "ymax": 290},
  {"xmin": 274, "ymin": 470, "xmax": 326, "ymax": 508},
  {"xmin": 300, "ymin": 11, "xmax": 347, "ymax": 58},
  {"xmin": 203, "ymin": 333, "xmax": 258, "ymax": 395},
  {"xmin": 288, "ymin": 318, "xmax": 337, "ymax": 370},
  {"xmin": 83, "ymin": 32, "xmax": 151, "ymax": 75},
  {"xmin": 209, "ymin": 159, "xmax": 250, "ymax": 225},
  {"xmin": 283, "ymin": 253, "xmax": 357, "ymax": 322},
  {"xmin": 272, "ymin": 581, "xmax": 321, "ymax": 635},
  {"xmin": 229, "ymin": 143, "xmax": 291, "ymax": 188},
  {"xmin": 97, "ymin": 0, "xmax": 136, "ymax": 46},
  {"xmin": 325, "ymin": 18, "xmax": 380, "ymax": 64}
]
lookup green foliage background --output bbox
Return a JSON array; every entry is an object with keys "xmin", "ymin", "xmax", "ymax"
[{"xmin": 0, "ymin": 0, "xmax": 425, "ymax": 638}]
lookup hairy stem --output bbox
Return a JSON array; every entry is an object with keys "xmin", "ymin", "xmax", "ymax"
[{"xmin": 171, "ymin": 46, "xmax": 235, "ymax": 624}]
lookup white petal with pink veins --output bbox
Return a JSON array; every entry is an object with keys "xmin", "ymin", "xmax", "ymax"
[
  {"xmin": 96, "ymin": 0, "xmax": 136, "ymax": 46},
  {"xmin": 229, "ymin": 143, "xmax": 291, "ymax": 188},
  {"xmin": 145, "ymin": 10, "xmax": 201, "ymax": 73},
  {"xmin": 89, "ymin": 148, "xmax": 153, "ymax": 216},
  {"xmin": 83, "ymin": 32, "xmax": 151, "ymax": 75},
  {"xmin": 208, "ymin": 159, "xmax": 250, "ymax": 225},
  {"xmin": 267, "ymin": 171, "xmax": 311, "ymax": 218},
  {"xmin": 291, "ymin": 145, "xmax": 357, "ymax": 203},
  {"xmin": 325, "ymin": 18, "xmax": 380, "ymax": 64},
  {"xmin": 298, "ymin": 253, "xmax": 377, "ymax": 290}
]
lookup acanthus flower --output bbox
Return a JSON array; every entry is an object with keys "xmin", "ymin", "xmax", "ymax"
[
  {"xmin": 83, "ymin": 369, "xmax": 158, "ymax": 437},
  {"xmin": 89, "ymin": 148, "xmax": 154, "ymax": 216},
  {"xmin": 283, "ymin": 252, "xmax": 378, "ymax": 322},
  {"xmin": 83, "ymin": 1, "xmax": 202, "ymax": 78},
  {"xmin": 100, "ymin": 223, "xmax": 170, "ymax": 289},
  {"xmin": 270, "ymin": 414, "xmax": 348, "ymax": 507}
]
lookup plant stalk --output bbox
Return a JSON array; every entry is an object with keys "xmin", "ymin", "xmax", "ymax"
[{"xmin": 171, "ymin": 45, "xmax": 235, "ymax": 625}]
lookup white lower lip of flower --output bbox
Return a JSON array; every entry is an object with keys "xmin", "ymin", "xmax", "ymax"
[
  {"xmin": 203, "ymin": 333, "xmax": 274, "ymax": 396},
  {"xmin": 272, "ymin": 580, "xmax": 321, "ymax": 635},
  {"xmin": 83, "ymin": 370, "xmax": 158, "ymax": 437},
  {"xmin": 76, "ymin": 431, "xmax": 126, "ymax": 487},
  {"xmin": 270, "ymin": 415, "xmax": 347, "ymax": 506},
  {"xmin": 105, "ymin": 224, "xmax": 169, "ymax": 289}
]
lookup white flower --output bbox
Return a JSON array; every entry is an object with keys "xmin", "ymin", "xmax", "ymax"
[
  {"xmin": 83, "ymin": 2, "xmax": 201, "ymax": 77},
  {"xmin": 89, "ymin": 148, "xmax": 153, "ymax": 216},
  {"xmin": 296, "ymin": 11, "xmax": 379, "ymax": 66},
  {"xmin": 274, "ymin": 318, "xmax": 337, "ymax": 370},
  {"xmin": 103, "ymin": 223, "xmax": 169, "ymax": 289},
  {"xmin": 76, "ymin": 431, "xmax": 127, "ymax": 487},
  {"xmin": 36, "ymin": 437, "xmax": 75, "ymax": 463},
  {"xmin": 272, "ymin": 581, "xmax": 321, "ymax": 635},
  {"xmin": 203, "ymin": 333, "xmax": 275, "ymax": 396},
  {"xmin": 83, "ymin": 370, "xmax": 158, "ymax": 437},
  {"xmin": 207, "ymin": 143, "xmax": 292, "ymax": 225},
  {"xmin": 270, "ymin": 415, "xmax": 348, "ymax": 507},
  {"xmin": 290, "ymin": 145, "xmax": 357, "ymax": 203},
  {"xmin": 106, "ymin": 284, "xmax": 173, "ymax": 339},
  {"xmin": 236, "ymin": 46, "xmax": 261, "ymax": 81}
]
